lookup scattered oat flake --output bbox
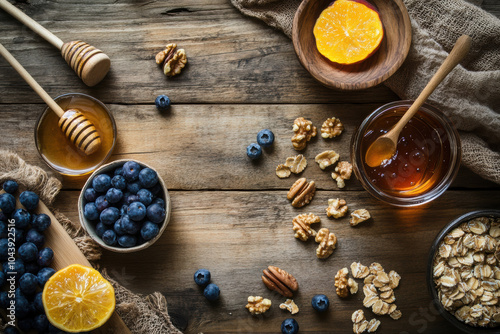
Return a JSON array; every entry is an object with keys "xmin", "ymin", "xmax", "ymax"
[
  {"xmin": 276, "ymin": 164, "xmax": 291, "ymax": 178},
  {"xmin": 367, "ymin": 318, "xmax": 381, "ymax": 332}
]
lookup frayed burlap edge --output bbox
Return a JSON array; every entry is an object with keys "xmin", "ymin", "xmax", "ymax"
[{"xmin": 0, "ymin": 150, "xmax": 182, "ymax": 334}]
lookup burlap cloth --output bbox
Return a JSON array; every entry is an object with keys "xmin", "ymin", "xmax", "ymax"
[
  {"xmin": 231, "ymin": 0, "xmax": 500, "ymax": 185},
  {"xmin": 0, "ymin": 150, "xmax": 182, "ymax": 334}
]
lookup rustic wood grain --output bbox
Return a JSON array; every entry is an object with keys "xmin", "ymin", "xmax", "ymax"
[{"xmin": 52, "ymin": 189, "xmax": 500, "ymax": 333}]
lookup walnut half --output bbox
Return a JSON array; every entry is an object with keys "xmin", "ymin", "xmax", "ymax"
[
  {"xmin": 156, "ymin": 43, "xmax": 187, "ymax": 77},
  {"xmin": 315, "ymin": 228, "xmax": 337, "ymax": 259},
  {"xmin": 350, "ymin": 209, "xmax": 371, "ymax": 226},
  {"xmin": 291, "ymin": 117, "xmax": 317, "ymax": 150},
  {"xmin": 246, "ymin": 296, "xmax": 272, "ymax": 315},
  {"xmin": 321, "ymin": 117, "xmax": 344, "ymax": 138},
  {"xmin": 331, "ymin": 161, "xmax": 353, "ymax": 188},
  {"xmin": 326, "ymin": 198, "xmax": 348, "ymax": 219}
]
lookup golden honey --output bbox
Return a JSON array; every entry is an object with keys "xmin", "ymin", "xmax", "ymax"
[{"xmin": 35, "ymin": 94, "xmax": 115, "ymax": 175}]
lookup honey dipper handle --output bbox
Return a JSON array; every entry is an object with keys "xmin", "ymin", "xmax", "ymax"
[
  {"xmin": 0, "ymin": 43, "xmax": 65, "ymax": 118},
  {"xmin": 0, "ymin": 0, "xmax": 64, "ymax": 49}
]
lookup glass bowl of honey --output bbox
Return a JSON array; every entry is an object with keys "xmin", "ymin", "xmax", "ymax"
[
  {"xmin": 351, "ymin": 101, "xmax": 461, "ymax": 207},
  {"xmin": 35, "ymin": 93, "xmax": 116, "ymax": 176}
]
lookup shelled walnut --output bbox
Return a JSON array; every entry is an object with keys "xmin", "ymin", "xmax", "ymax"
[
  {"xmin": 291, "ymin": 117, "xmax": 317, "ymax": 150},
  {"xmin": 287, "ymin": 178, "xmax": 316, "ymax": 208},
  {"xmin": 246, "ymin": 296, "xmax": 272, "ymax": 315},
  {"xmin": 335, "ymin": 267, "xmax": 349, "ymax": 297},
  {"xmin": 280, "ymin": 299, "xmax": 299, "ymax": 314},
  {"xmin": 155, "ymin": 43, "xmax": 187, "ymax": 77},
  {"xmin": 331, "ymin": 161, "xmax": 353, "ymax": 188},
  {"xmin": 315, "ymin": 228, "xmax": 337, "ymax": 259},
  {"xmin": 321, "ymin": 117, "xmax": 344, "ymax": 138},
  {"xmin": 315, "ymin": 150, "xmax": 340, "ymax": 170},
  {"xmin": 292, "ymin": 213, "xmax": 320, "ymax": 241},
  {"xmin": 326, "ymin": 198, "xmax": 348, "ymax": 219},
  {"xmin": 350, "ymin": 209, "xmax": 371, "ymax": 226}
]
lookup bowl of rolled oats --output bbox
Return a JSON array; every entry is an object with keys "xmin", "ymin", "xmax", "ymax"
[{"xmin": 428, "ymin": 210, "xmax": 500, "ymax": 333}]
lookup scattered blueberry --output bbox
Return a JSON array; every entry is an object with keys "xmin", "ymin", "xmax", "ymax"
[
  {"xmin": 141, "ymin": 221, "xmax": 159, "ymax": 241},
  {"xmin": 33, "ymin": 213, "xmax": 51, "ymax": 232},
  {"xmin": 281, "ymin": 318, "xmax": 299, "ymax": 334},
  {"xmin": 84, "ymin": 188, "xmax": 98, "ymax": 202},
  {"xmin": 194, "ymin": 269, "xmax": 211, "ymax": 287},
  {"xmin": 37, "ymin": 267, "xmax": 55, "ymax": 288},
  {"xmin": 92, "ymin": 174, "xmax": 112, "ymax": 193},
  {"xmin": 105, "ymin": 188, "xmax": 123, "ymax": 204},
  {"xmin": 122, "ymin": 161, "xmax": 141, "ymax": 181},
  {"xmin": 155, "ymin": 94, "xmax": 171, "ymax": 112},
  {"xmin": 118, "ymin": 235, "xmax": 137, "ymax": 248},
  {"xmin": 19, "ymin": 273, "xmax": 38, "ymax": 295},
  {"xmin": 37, "ymin": 247, "xmax": 54, "ymax": 267},
  {"xmin": 311, "ymin": 294, "xmax": 329, "ymax": 312},
  {"xmin": 84, "ymin": 203, "xmax": 99, "ymax": 221},
  {"xmin": 19, "ymin": 191, "xmax": 39, "ymax": 211},
  {"xmin": 95, "ymin": 195, "xmax": 110, "ymax": 212},
  {"xmin": 33, "ymin": 314, "xmax": 49, "ymax": 332},
  {"xmin": 25, "ymin": 229, "xmax": 44, "ymax": 249},
  {"xmin": 137, "ymin": 189, "xmax": 153, "ymax": 206},
  {"xmin": 139, "ymin": 168, "xmax": 159, "ymax": 188},
  {"xmin": 102, "ymin": 229, "xmax": 117, "ymax": 246},
  {"xmin": 95, "ymin": 222, "xmax": 107, "ymax": 238},
  {"xmin": 126, "ymin": 181, "xmax": 141, "ymax": 194},
  {"xmin": 2, "ymin": 180, "xmax": 18, "ymax": 194},
  {"xmin": 0, "ymin": 193, "xmax": 16, "ymax": 214},
  {"xmin": 18, "ymin": 242, "xmax": 38, "ymax": 262},
  {"xmin": 128, "ymin": 202, "xmax": 146, "ymax": 222},
  {"xmin": 246, "ymin": 143, "xmax": 262, "ymax": 160},
  {"xmin": 257, "ymin": 129, "xmax": 275, "ymax": 147},
  {"xmin": 121, "ymin": 215, "xmax": 141, "ymax": 234},
  {"xmin": 111, "ymin": 175, "xmax": 127, "ymax": 190},
  {"xmin": 12, "ymin": 209, "xmax": 30, "ymax": 229},
  {"xmin": 203, "ymin": 283, "xmax": 220, "ymax": 301},
  {"xmin": 147, "ymin": 203, "xmax": 166, "ymax": 224}
]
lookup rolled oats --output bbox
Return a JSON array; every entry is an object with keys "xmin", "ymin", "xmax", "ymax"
[
  {"xmin": 350, "ymin": 209, "xmax": 371, "ymax": 226},
  {"xmin": 285, "ymin": 154, "xmax": 308, "ymax": 174},
  {"xmin": 276, "ymin": 164, "xmax": 291, "ymax": 178},
  {"xmin": 352, "ymin": 309, "xmax": 365, "ymax": 323},
  {"xmin": 367, "ymin": 318, "xmax": 381, "ymax": 332},
  {"xmin": 349, "ymin": 278, "xmax": 359, "ymax": 294},
  {"xmin": 351, "ymin": 262, "xmax": 370, "ymax": 279}
]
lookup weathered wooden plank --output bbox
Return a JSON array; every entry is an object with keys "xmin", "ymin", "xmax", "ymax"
[
  {"xmin": 0, "ymin": 103, "xmax": 497, "ymax": 190},
  {"xmin": 53, "ymin": 189, "xmax": 500, "ymax": 333},
  {"xmin": 0, "ymin": 0, "xmax": 398, "ymax": 104}
]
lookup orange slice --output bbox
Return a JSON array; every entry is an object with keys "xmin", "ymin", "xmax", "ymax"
[
  {"xmin": 42, "ymin": 264, "xmax": 115, "ymax": 333},
  {"xmin": 314, "ymin": 0, "xmax": 384, "ymax": 65}
]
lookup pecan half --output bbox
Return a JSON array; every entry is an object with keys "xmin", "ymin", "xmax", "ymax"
[
  {"xmin": 287, "ymin": 178, "xmax": 316, "ymax": 208},
  {"xmin": 262, "ymin": 266, "xmax": 299, "ymax": 297}
]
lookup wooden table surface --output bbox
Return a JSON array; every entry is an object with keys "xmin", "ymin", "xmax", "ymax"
[{"xmin": 1, "ymin": 1, "xmax": 499, "ymax": 333}]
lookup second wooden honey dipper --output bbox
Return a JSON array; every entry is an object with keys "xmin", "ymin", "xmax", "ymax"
[{"xmin": 0, "ymin": 0, "xmax": 110, "ymax": 87}]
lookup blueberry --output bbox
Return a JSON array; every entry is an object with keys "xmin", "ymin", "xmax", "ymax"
[
  {"xmin": 0, "ymin": 291, "xmax": 9, "ymax": 308},
  {"xmin": 84, "ymin": 188, "xmax": 98, "ymax": 202},
  {"xmin": 12, "ymin": 209, "xmax": 31, "ymax": 229},
  {"xmin": 0, "ymin": 238, "xmax": 7, "ymax": 261},
  {"xmin": 92, "ymin": 174, "xmax": 112, "ymax": 193},
  {"xmin": 140, "ymin": 221, "xmax": 159, "ymax": 241},
  {"xmin": 3, "ymin": 259, "xmax": 25, "ymax": 280},
  {"xmin": 118, "ymin": 235, "xmax": 137, "ymax": 248},
  {"xmin": 137, "ymin": 189, "xmax": 153, "ymax": 206},
  {"xmin": 3, "ymin": 180, "xmax": 18, "ymax": 194},
  {"xmin": 0, "ymin": 211, "xmax": 7, "ymax": 222},
  {"xmin": 257, "ymin": 129, "xmax": 275, "ymax": 147},
  {"xmin": 15, "ymin": 291, "xmax": 30, "ymax": 319},
  {"xmin": 152, "ymin": 197, "xmax": 165, "ymax": 208},
  {"xmin": 32, "ymin": 213, "xmax": 51, "ymax": 232},
  {"xmin": 19, "ymin": 191, "xmax": 39, "ymax": 212},
  {"xmin": 146, "ymin": 203, "xmax": 166, "ymax": 224},
  {"xmin": 193, "ymin": 269, "xmax": 211, "ymax": 287},
  {"xmin": 25, "ymin": 262, "xmax": 39, "ymax": 275},
  {"xmin": 5, "ymin": 326, "xmax": 20, "ymax": 334},
  {"xmin": 34, "ymin": 292, "xmax": 44, "ymax": 312},
  {"xmin": 311, "ymin": 294, "xmax": 329, "ymax": 312},
  {"xmin": 113, "ymin": 219, "xmax": 126, "ymax": 236},
  {"xmin": 84, "ymin": 202, "xmax": 99, "ymax": 221},
  {"xmin": 128, "ymin": 202, "xmax": 146, "ymax": 222},
  {"xmin": 102, "ymin": 229, "xmax": 117, "ymax": 246},
  {"xmin": 149, "ymin": 183, "xmax": 162, "ymax": 196},
  {"xmin": 95, "ymin": 222, "xmax": 107, "ymax": 238},
  {"xmin": 281, "ymin": 318, "xmax": 299, "ymax": 334},
  {"xmin": 0, "ymin": 221, "xmax": 6, "ymax": 238},
  {"xmin": 100, "ymin": 207, "xmax": 120, "ymax": 226},
  {"xmin": 114, "ymin": 166, "xmax": 124, "ymax": 176},
  {"xmin": 203, "ymin": 283, "xmax": 220, "ymax": 301},
  {"xmin": 18, "ymin": 242, "xmax": 38, "ymax": 262},
  {"xmin": 0, "ymin": 271, "xmax": 5, "ymax": 287},
  {"xmin": 37, "ymin": 247, "xmax": 54, "ymax": 267},
  {"xmin": 111, "ymin": 175, "xmax": 127, "ymax": 190},
  {"xmin": 18, "ymin": 317, "xmax": 34, "ymax": 331},
  {"xmin": 105, "ymin": 188, "xmax": 123, "ymax": 204},
  {"xmin": 120, "ymin": 204, "xmax": 129, "ymax": 217},
  {"xmin": 139, "ymin": 168, "xmax": 159, "ymax": 188},
  {"xmin": 26, "ymin": 229, "xmax": 44, "ymax": 249},
  {"xmin": 125, "ymin": 194, "xmax": 139, "ymax": 205},
  {"xmin": 0, "ymin": 193, "xmax": 16, "ymax": 214},
  {"xmin": 14, "ymin": 227, "xmax": 25, "ymax": 244},
  {"xmin": 122, "ymin": 161, "xmax": 141, "ymax": 181},
  {"xmin": 37, "ymin": 267, "xmax": 55, "ymax": 287},
  {"xmin": 19, "ymin": 272, "xmax": 38, "ymax": 295},
  {"xmin": 155, "ymin": 94, "xmax": 171, "ymax": 112},
  {"xmin": 33, "ymin": 314, "xmax": 49, "ymax": 332},
  {"xmin": 246, "ymin": 143, "xmax": 262, "ymax": 159},
  {"xmin": 121, "ymin": 215, "xmax": 141, "ymax": 234},
  {"xmin": 95, "ymin": 195, "xmax": 109, "ymax": 212},
  {"xmin": 126, "ymin": 181, "xmax": 141, "ymax": 194}
]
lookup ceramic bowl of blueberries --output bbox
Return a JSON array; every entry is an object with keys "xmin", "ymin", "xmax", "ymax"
[{"xmin": 78, "ymin": 159, "xmax": 171, "ymax": 253}]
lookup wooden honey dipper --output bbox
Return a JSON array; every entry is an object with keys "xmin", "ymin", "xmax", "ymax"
[
  {"xmin": 0, "ymin": 0, "xmax": 110, "ymax": 87},
  {"xmin": 0, "ymin": 43, "xmax": 102, "ymax": 155}
]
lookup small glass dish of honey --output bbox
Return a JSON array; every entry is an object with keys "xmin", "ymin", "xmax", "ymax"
[
  {"xmin": 35, "ymin": 93, "xmax": 116, "ymax": 176},
  {"xmin": 351, "ymin": 101, "xmax": 461, "ymax": 207}
]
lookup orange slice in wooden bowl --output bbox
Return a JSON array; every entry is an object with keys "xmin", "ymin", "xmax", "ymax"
[{"xmin": 313, "ymin": 0, "xmax": 384, "ymax": 65}]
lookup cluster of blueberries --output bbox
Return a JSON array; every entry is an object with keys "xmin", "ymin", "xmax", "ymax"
[
  {"xmin": 0, "ymin": 180, "xmax": 62, "ymax": 334},
  {"xmin": 193, "ymin": 269, "xmax": 220, "ymax": 301},
  {"xmin": 83, "ymin": 161, "xmax": 166, "ymax": 248},
  {"xmin": 281, "ymin": 294, "xmax": 329, "ymax": 334},
  {"xmin": 246, "ymin": 129, "xmax": 275, "ymax": 159}
]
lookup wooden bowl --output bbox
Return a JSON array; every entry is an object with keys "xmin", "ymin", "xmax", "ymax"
[
  {"xmin": 292, "ymin": 0, "xmax": 412, "ymax": 90},
  {"xmin": 78, "ymin": 159, "xmax": 171, "ymax": 253}
]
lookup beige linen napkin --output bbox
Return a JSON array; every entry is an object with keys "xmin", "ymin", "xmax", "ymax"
[{"xmin": 231, "ymin": 0, "xmax": 500, "ymax": 184}]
